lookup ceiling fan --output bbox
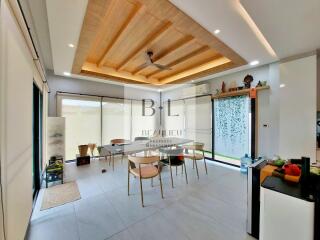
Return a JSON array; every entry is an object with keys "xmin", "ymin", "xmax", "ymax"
[{"xmin": 139, "ymin": 51, "xmax": 172, "ymax": 71}]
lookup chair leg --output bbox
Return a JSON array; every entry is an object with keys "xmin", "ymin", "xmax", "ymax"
[
  {"xmin": 159, "ymin": 173, "xmax": 164, "ymax": 199},
  {"xmin": 139, "ymin": 177, "xmax": 144, "ymax": 207},
  {"xmin": 195, "ymin": 160, "xmax": 199, "ymax": 179},
  {"xmin": 181, "ymin": 164, "xmax": 183, "ymax": 174},
  {"xmin": 176, "ymin": 166, "xmax": 178, "ymax": 176},
  {"xmin": 112, "ymin": 155, "xmax": 115, "ymax": 171},
  {"xmin": 204, "ymin": 158, "xmax": 208, "ymax": 175},
  {"xmin": 121, "ymin": 154, "xmax": 124, "ymax": 164},
  {"xmin": 193, "ymin": 160, "xmax": 195, "ymax": 169},
  {"xmin": 169, "ymin": 164, "xmax": 174, "ymax": 188},
  {"xmin": 184, "ymin": 162, "xmax": 188, "ymax": 184},
  {"xmin": 127, "ymin": 170, "xmax": 130, "ymax": 196},
  {"xmin": 151, "ymin": 178, "xmax": 153, "ymax": 187}
]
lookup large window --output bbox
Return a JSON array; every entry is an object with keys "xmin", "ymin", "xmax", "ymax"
[
  {"xmin": 163, "ymin": 100, "xmax": 185, "ymax": 137},
  {"xmin": 102, "ymin": 98, "xmax": 131, "ymax": 144},
  {"xmin": 59, "ymin": 95, "xmax": 101, "ymax": 160},
  {"xmin": 58, "ymin": 94, "xmax": 158, "ymax": 160},
  {"xmin": 132, "ymin": 100, "xmax": 157, "ymax": 139},
  {"xmin": 163, "ymin": 95, "xmax": 212, "ymax": 151}
]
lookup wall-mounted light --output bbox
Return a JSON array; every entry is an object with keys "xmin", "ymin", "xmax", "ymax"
[
  {"xmin": 280, "ymin": 84, "xmax": 286, "ymax": 88},
  {"xmin": 214, "ymin": 29, "xmax": 220, "ymax": 35},
  {"xmin": 68, "ymin": 43, "xmax": 75, "ymax": 48},
  {"xmin": 63, "ymin": 72, "xmax": 71, "ymax": 76},
  {"xmin": 250, "ymin": 60, "xmax": 259, "ymax": 66}
]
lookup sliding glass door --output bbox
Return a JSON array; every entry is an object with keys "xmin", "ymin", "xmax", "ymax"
[
  {"xmin": 163, "ymin": 100, "xmax": 185, "ymax": 137},
  {"xmin": 213, "ymin": 95, "xmax": 251, "ymax": 165},
  {"xmin": 59, "ymin": 96, "xmax": 101, "ymax": 160},
  {"xmin": 102, "ymin": 98, "xmax": 131, "ymax": 144},
  {"xmin": 163, "ymin": 95, "xmax": 212, "ymax": 151},
  {"xmin": 131, "ymin": 100, "xmax": 157, "ymax": 139},
  {"xmin": 58, "ymin": 94, "xmax": 159, "ymax": 160}
]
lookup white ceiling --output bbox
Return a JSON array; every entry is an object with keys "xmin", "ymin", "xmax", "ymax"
[
  {"xmin": 28, "ymin": 0, "xmax": 320, "ymax": 89},
  {"xmin": 240, "ymin": 0, "xmax": 320, "ymax": 59}
]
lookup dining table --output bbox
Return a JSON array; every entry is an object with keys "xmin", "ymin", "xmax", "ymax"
[{"xmin": 99, "ymin": 137, "xmax": 193, "ymax": 170}]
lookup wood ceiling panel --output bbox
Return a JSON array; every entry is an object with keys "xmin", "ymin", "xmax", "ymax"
[
  {"xmin": 152, "ymin": 49, "xmax": 220, "ymax": 79},
  {"xmin": 86, "ymin": 0, "xmax": 137, "ymax": 64},
  {"xmin": 72, "ymin": 0, "xmax": 247, "ymax": 85},
  {"xmin": 104, "ymin": 15, "xmax": 167, "ymax": 68}
]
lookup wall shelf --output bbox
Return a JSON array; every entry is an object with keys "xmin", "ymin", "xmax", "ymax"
[{"xmin": 212, "ymin": 86, "xmax": 270, "ymax": 99}]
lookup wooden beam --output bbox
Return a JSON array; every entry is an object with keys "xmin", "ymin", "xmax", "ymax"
[
  {"xmin": 116, "ymin": 21, "xmax": 173, "ymax": 71},
  {"xmin": 158, "ymin": 57, "xmax": 231, "ymax": 85},
  {"xmin": 159, "ymin": 54, "xmax": 223, "ymax": 80},
  {"xmin": 147, "ymin": 45, "xmax": 210, "ymax": 78},
  {"xmin": 98, "ymin": 3, "xmax": 144, "ymax": 67},
  {"xmin": 132, "ymin": 35, "xmax": 194, "ymax": 75},
  {"xmin": 81, "ymin": 61, "xmax": 158, "ymax": 84}
]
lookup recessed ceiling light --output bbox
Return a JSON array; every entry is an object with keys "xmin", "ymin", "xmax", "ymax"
[
  {"xmin": 68, "ymin": 43, "xmax": 75, "ymax": 48},
  {"xmin": 250, "ymin": 60, "xmax": 259, "ymax": 66},
  {"xmin": 63, "ymin": 72, "xmax": 71, "ymax": 76},
  {"xmin": 280, "ymin": 84, "xmax": 286, "ymax": 88},
  {"xmin": 214, "ymin": 29, "xmax": 220, "ymax": 34}
]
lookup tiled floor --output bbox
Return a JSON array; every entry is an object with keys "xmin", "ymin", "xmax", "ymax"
[{"xmin": 27, "ymin": 157, "xmax": 255, "ymax": 240}]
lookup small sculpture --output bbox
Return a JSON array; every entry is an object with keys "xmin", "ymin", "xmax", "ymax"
[
  {"xmin": 221, "ymin": 81, "xmax": 226, "ymax": 93},
  {"xmin": 243, "ymin": 74, "xmax": 254, "ymax": 88},
  {"xmin": 256, "ymin": 81, "xmax": 262, "ymax": 87}
]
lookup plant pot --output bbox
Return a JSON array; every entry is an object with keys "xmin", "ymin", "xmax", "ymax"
[{"xmin": 78, "ymin": 145, "xmax": 88, "ymax": 157}]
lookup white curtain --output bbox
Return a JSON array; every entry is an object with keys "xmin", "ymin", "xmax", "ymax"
[
  {"xmin": 184, "ymin": 96, "xmax": 212, "ymax": 151},
  {"xmin": 131, "ymin": 100, "xmax": 157, "ymax": 139},
  {"xmin": 57, "ymin": 94, "xmax": 101, "ymax": 160},
  {"xmin": 163, "ymin": 100, "xmax": 185, "ymax": 137},
  {"xmin": 102, "ymin": 98, "xmax": 131, "ymax": 144}
]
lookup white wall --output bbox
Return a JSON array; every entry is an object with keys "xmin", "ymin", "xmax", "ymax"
[
  {"xmin": 0, "ymin": 0, "xmax": 48, "ymax": 239},
  {"xmin": 162, "ymin": 57, "xmax": 318, "ymax": 162},
  {"xmin": 278, "ymin": 55, "xmax": 317, "ymax": 162}
]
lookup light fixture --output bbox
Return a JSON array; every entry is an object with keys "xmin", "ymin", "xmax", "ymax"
[
  {"xmin": 63, "ymin": 72, "xmax": 71, "ymax": 76},
  {"xmin": 280, "ymin": 84, "xmax": 286, "ymax": 88},
  {"xmin": 191, "ymin": 80, "xmax": 195, "ymax": 83},
  {"xmin": 68, "ymin": 43, "xmax": 75, "ymax": 48},
  {"xmin": 158, "ymin": 89, "xmax": 162, "ymax": 92},
  {"xmin": 250, "ymin": 60, "xmax": 259, "ymax": 66},
  {"xmin": 214, "ymin": 29, "xmax": 220, "ymax": 34}
]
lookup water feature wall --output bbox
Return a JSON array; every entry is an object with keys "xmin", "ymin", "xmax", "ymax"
[{"xmin": 214, "ymin": 95, "xmax": 250, "ymax": 160}]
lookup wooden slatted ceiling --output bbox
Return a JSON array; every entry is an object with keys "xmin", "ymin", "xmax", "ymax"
[{"xmin": 72, "ymin": 0, "xmax": 247, "ymax": 85}]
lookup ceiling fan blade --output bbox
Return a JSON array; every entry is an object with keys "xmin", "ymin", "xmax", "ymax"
[
  {"xmin": 137, "ymin": 62, "xmax": 151, "ymax": 70},
  {"xmin": 153, "ymin": 63, "xmax": 172, "ymax": 70}
]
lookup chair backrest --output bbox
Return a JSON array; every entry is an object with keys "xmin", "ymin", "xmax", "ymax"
[
  {"xmin": 110, "ymin": 138, "xmax": 125, "ymax": 144},
  {"xmin": 183, "ymin": 142, "xmax": 204, "ymax": 151},
  {"xmin": 128, "ymin": 155, "xmax": 160, "ymax": 165},
  {"xmin": 134, "ymin": 137, "xmax": 150, "ymax": 141},
  {"xmin": 159, "ymin": 147, "xmax": 184, "ymax": 156}
]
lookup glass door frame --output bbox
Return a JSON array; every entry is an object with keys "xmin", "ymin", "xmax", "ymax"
[{"xmin": 32, "ymin": 83, "xmax": 43, "ymax": 199}]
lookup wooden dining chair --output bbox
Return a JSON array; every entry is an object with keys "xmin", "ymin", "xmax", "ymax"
[
  {"xmin": 183, "ymin": 142, "xmax": 207, "ymax": 179},
  {"xmin": 88, "ymin": 143, "xmax": 97, "ymax": 158},
  {"xmin": 110, "ymin": 138, "xmax": 126, "ymax": 169},
  {"xmin": 128, "ymin": 155, "xmax": 164, "ymax": 207},
  {"xmin": 160, "ymin": 147, "xmax": 188, "ymax": 188}
]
